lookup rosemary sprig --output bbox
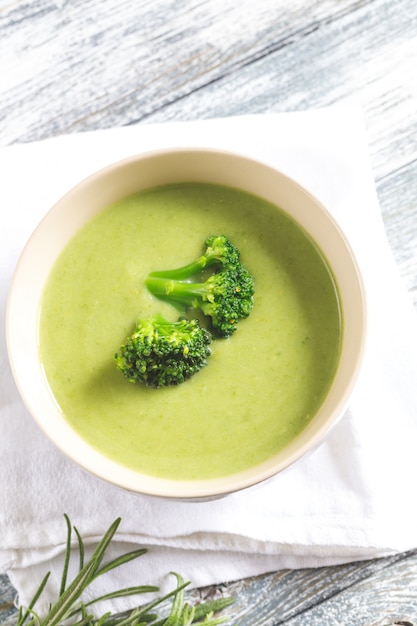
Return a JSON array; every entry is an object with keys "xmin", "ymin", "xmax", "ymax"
[{"xmin": 16, "ymin": 516, "xmax": 234, "ymax": 626}]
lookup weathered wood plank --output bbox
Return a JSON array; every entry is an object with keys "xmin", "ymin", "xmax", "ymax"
[
  {"xmin": 0, "ymin": 0, "xmax": 377, "ymax": 145},
  {"xmin": 214, "ymin": 551, "xmax": 417, "ymax": 625},
  {"xmin": 0, "ymin": 574, "xmax": 16, "ymax": 626}
]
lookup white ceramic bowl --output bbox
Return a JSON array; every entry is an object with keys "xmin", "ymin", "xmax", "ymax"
[{"xmin": 6, "ymin": 148, "xmax": 366, "ymax": 500}]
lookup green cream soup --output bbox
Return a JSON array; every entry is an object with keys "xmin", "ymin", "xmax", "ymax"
[{"xmin": 39, "ymin": 183, "xmax": 342, "ymax": 480}]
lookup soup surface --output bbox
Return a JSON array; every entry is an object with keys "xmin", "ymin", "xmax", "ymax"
[{"xmin": 39, "ymin": 183, "xmax": 342, "ymax": 480}]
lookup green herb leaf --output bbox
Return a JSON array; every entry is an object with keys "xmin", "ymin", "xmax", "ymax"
[
  {"xmin": 60, "ymin": 513, "xmax": 72, "ymax": 596},
  {"xmin": 73, "ymin": 524, "xmax": 85, "ymax": 572},
  {"xmin": 17, "ymin": 571, "xmax": 51, "ymax": 626},
  {"xmin": 83, "ymin": 586, "xmax": 159, "ymax": 608},
  {"xmin": 16, "ymin": 517, "xmax": 234, "ymax": 626},
  {"xmin": 93, "ymin": 549, "xmax": 148, "ymax": 580}
]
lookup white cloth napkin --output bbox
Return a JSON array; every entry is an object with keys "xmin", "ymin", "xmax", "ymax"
[{"xmin": 2, "ymin": 108, "xmax": 417, "ymax": 616}]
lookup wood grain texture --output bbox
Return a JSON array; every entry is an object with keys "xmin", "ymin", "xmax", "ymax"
[
  {"xmin": 0, "ymin": 0, "xmax": 400, "ymax": 144},
  {"xmin": 0, "ymin": 573, "xmax": 16, "ymax": 626},
  {"xmin": 2, "ymin": 0, "xmax": 417, "ymax": 623}
]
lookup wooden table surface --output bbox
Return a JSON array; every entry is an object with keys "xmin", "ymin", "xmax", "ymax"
[{"xmin": 1, "ymin": 0, "xmax": 417, "ymax": 624}]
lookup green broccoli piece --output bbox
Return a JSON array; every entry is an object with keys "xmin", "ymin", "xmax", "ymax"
[
  {"xmin": 148, "ymin": 235, "xmax": 241, "ymax": 280},
  {"xmin": 115, "ymin": 314, "xmax": 212, "ymax": 388},
  {"xmin": 145, "ymin": 264, "xmax": 255, "ymax": 338}
]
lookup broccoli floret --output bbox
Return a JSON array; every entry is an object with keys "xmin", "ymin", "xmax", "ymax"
[
  {"xmin": 115, "ymin": 314, "xmax": 212, "ymax": 388},
  {"xmin": 148, "ymin": 235, "xmax": 241, "ymax": 280},
  {"xmin": 145, "ymin": 265, "xmax": 255, "ymax": 338}
]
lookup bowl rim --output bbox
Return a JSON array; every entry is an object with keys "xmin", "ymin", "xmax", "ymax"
[{"xmin": 6, "ymin": 146, "xmax": 367, "ymax": 500}]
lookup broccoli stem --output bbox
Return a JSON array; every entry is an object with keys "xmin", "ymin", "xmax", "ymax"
[
  {"xmin": 148, "ymin": 256, "xmax": 212, "ymax": 281},
  {"xmin": 148, "ymin": 235, "xmax": 241, "ymax": 280},
  {"xmin": 145, "ymin": 277, "xmax": 212, "ymax": 310}
]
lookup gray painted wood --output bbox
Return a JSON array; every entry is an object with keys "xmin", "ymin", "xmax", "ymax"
[{"xmin": 2, "ymin": 0, "xmax": 417, "ymax": 623}]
